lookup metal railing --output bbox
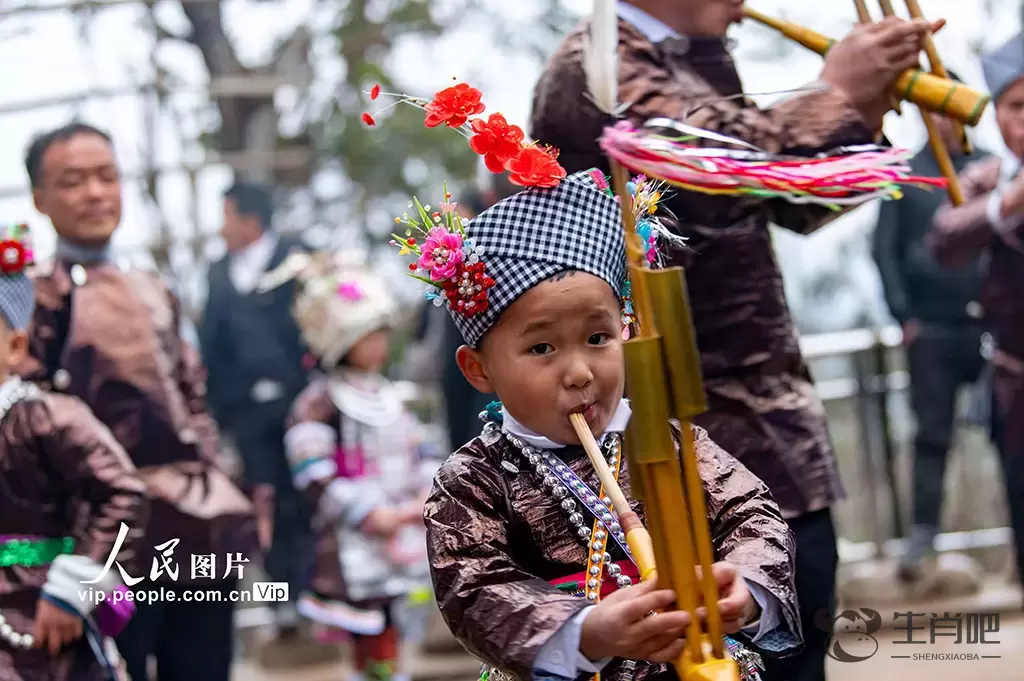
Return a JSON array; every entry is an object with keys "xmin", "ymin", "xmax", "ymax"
[{"xmin": 797, "ymin": 324, "xmax": 1012, "ymax": 565}]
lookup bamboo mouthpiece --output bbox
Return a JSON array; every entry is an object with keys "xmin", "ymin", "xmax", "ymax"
[{"xmin": 569, "ymin": 413, "xmax": 658, "ymax": 580}]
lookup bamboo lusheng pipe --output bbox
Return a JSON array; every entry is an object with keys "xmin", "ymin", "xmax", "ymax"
[
  {"xmin": 851, "ymin": 0, "xmax": 965, "ymax": 204},
  {"xmin": 874, "ymin": 0, "xmax": 967, "ymax": 198},
  {"xmin": 591, "ymin": 161, "xmax": 738, "ymax": 679},
  {"xmin": 905, "ymin": 0, "xmax": 966, "ymax": 201},
  {"xmin": 620, "ymin": 305, "xmax": 738, "ymax": 680},
  {"xmin": 742, "ymin": 6, "xmax": 990, "ymax": 127},
  {"xmin": 853, "ymin": 0, "xmax": 902, "ymax": 116},
  {"xmin": 902, "ymin": 0, "xmax": 971, "ymax": 154}
]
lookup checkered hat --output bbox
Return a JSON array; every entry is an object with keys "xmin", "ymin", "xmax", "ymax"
[
  {"xmin": 0, "ymin": 224, "xmax": 34, "ymax": 331},
  {"xmin": 453, "ymin": 169, "xmax": 626, "ymax": 346}
]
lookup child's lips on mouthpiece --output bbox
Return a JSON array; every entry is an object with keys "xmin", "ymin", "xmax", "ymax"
[{"xmin": 568, "ymin": 403, "xmax": 598, "ymax": 424}]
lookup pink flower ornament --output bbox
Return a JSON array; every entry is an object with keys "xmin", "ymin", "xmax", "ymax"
[
  {"xmin": 338, "ymin": 280, "xmax": 365, "ymax": 301},
  {"xmin": 417, "ymin": 227, "xmax": 465, "ymax": 281}
]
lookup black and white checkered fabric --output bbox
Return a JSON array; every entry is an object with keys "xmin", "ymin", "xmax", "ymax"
[
  {"xmin": 0, "ymin": 274, "xmax": 34, "ymax": 331},
  {"xmin": 453, "ymin": 169, "xmax": 626, "ymax": 346}
]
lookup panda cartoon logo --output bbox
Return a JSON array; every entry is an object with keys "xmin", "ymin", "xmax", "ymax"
[{"xmin": 815, "ymin": 608, "xmax": 883, "ymax": 662}]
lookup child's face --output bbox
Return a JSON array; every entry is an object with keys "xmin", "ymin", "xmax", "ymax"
[
  {"xmin": 457, "ymin": 272, "xmax": 624, "ymax": 445},
  {"xmin": 346, "ymin": 329, "xmax": 391, "ymax": 373},
  {"xmin": 0, "ymin": 322, "xmax": 27, "ymax": 381}
]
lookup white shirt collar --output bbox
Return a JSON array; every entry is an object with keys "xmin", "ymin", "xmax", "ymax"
[
  {"xmin": 229, "ymin": 232, "xmax": 278, "ymax": 294},
  {"xmin": 233, "ymin": 232, "xmax": 277, "ymax": 263},
  {"xmin": 502, "ymin": 398, "xmax": 633, "ymax": 450},
  {"xmin": 617, "ymin": 1, "xmax": 680, "ymax": 43}
]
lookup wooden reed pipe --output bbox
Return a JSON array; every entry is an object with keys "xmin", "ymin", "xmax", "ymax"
[
  {"xmin": 570, "ymin": 413, "xmax": 657, "ymax": 580},
  {"xmin": 902, "ymin": 0, "xmax": 972, "ymax": 154}
]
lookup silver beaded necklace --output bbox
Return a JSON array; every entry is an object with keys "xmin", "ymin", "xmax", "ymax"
[{"xmin": 493, "ymin": 421, "xmax": 636, "ymax": 594}]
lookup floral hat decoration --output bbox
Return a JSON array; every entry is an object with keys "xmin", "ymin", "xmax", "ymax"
[
  {"xmin": 362, "ymin": 79, "xmax": 567, "ymax": 189},
  {"xmin": 258, "ymin": 250, "xmax": 397, "ymax": 369},
  {"xmin": 0, "ymin": 223, "xmax": 36, "ymax": 331},
  {"xmin": 364, "ymin": 80, "xmax": 681, "ymax": 346}
]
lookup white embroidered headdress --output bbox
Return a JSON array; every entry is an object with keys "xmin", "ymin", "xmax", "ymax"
[{"xmin": 260, "ymin": 251, "xmax": 397, "ymax": 368}]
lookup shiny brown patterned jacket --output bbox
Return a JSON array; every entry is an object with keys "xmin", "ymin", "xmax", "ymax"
[
  {"xmin": 929, "ymin": 156, "xmax": 1024, "ymax": 453},
  {"xmin": 529, "ymin": 19, "xmax": 875, "ymax": 518},
  {"xmin": 15, "ymin": 260, "xmax": 259, "ymax": 585},
  {"xmin": 425, "ymin": 423, "xmax": 799, "ymax": 681},
  {"xmin": 0, "ymin": 388, "xmax": 146, "ymax": 681}
]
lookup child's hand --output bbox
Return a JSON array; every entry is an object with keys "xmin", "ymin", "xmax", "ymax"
[
  {"xmin": 695, "ymin": 562, "xmax": 759, "ymax": 634},
  {"xmin": 579, "ymin": 578, "xmax": 690, "ymax": 664},
  {"xmin": 32, "ymin": 598, "xmax": 83, "ymax": 656},
  {"xmin": 360, "ymin": 507, "xmax": 403, "ymax": 537}
]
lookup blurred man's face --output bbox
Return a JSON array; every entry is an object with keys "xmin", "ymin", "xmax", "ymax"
[
  {"xmin": 996, "ymin": 78, "xmax": 1024, "ymax": 160},
  {"xmin": 661, "ymin": 0, "xmax": 746, "ymax": 37},
  {"xmin": 220, "ymin": 198, "xmax": 262, "ymax": 253},
  {"xmin": 32, "ymin": 133, "xmax": 122, "ymax": 247}
]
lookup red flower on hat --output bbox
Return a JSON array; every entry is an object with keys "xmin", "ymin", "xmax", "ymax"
[
  {"xmin": 424, "ymin": 83, "xmax": 485, "ymax": 129},
  {"xmin": 441, "ymin": 261, "xmax": 494, "ymax": 317},
  {"xmin": 0, "ymin": 240, "xmax": 26, "ymax": 275},
  {"xmin": 470, "ymin": 114, "xmax": 525, "ymax": 174},
  {"xmin": 505, "ymin": 146, "xmax": 567, "ymax": 189},
  {"xmin": 366, "ymin": 81, "xmax": 568, "ymax": 189}
]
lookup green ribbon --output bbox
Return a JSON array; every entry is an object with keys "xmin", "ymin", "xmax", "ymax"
[{"xmin": 0, "ymin": 537, "xmax": 75, "ymax": 568}]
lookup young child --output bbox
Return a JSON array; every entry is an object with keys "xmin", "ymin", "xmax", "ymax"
[
  {"xmin": 261, "ymin": 254, "xmax": 441, "ymax": 681},
  {"xmin": 0, "ymin": 223, "xmax": 146, "ymax": 681},
  {"xmin": 392, "ymin": 171, "xmax": 803, "ymax": 681}
]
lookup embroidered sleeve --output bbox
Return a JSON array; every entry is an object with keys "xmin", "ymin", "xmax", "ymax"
[
  {"xmin": 34, "ymin": 394, "xmax": 148, "ymax": 614},
  {"xmin": 929, "ymin": 156, "xmax": 1008, "ymax": 268}
]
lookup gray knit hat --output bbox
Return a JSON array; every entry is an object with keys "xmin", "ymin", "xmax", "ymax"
[
  {"xmin": 0, "ymin": 223, "xmax": 36, "ymax": 331},
  {"xmin": 983, "ymin": 33, "xmax": 1024, "ymax": 102}
]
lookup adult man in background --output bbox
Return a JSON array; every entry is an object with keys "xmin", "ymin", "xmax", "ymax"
[
  {"xmin": 199, "ymin": 182, "xmax": 315, "ymax": 641},
  {"xmin": 530, "ymin": 2, "xmax": 938, "ymax": 679},
  {"xmin": 872, "ymin": 81, "xmax": 990, "ymax": 579},
  {"xmin": 929, "ymin": 33, "xmax": 1024, "ymax": 609},
  {"xmin": 19, "ymin": 121, "xmax": 257, "ymax": 681}
]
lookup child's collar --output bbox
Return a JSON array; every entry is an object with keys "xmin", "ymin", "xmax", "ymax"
[{"xmin": 501, "ymin": 398, "xmax": 632, "ymax": 450}]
